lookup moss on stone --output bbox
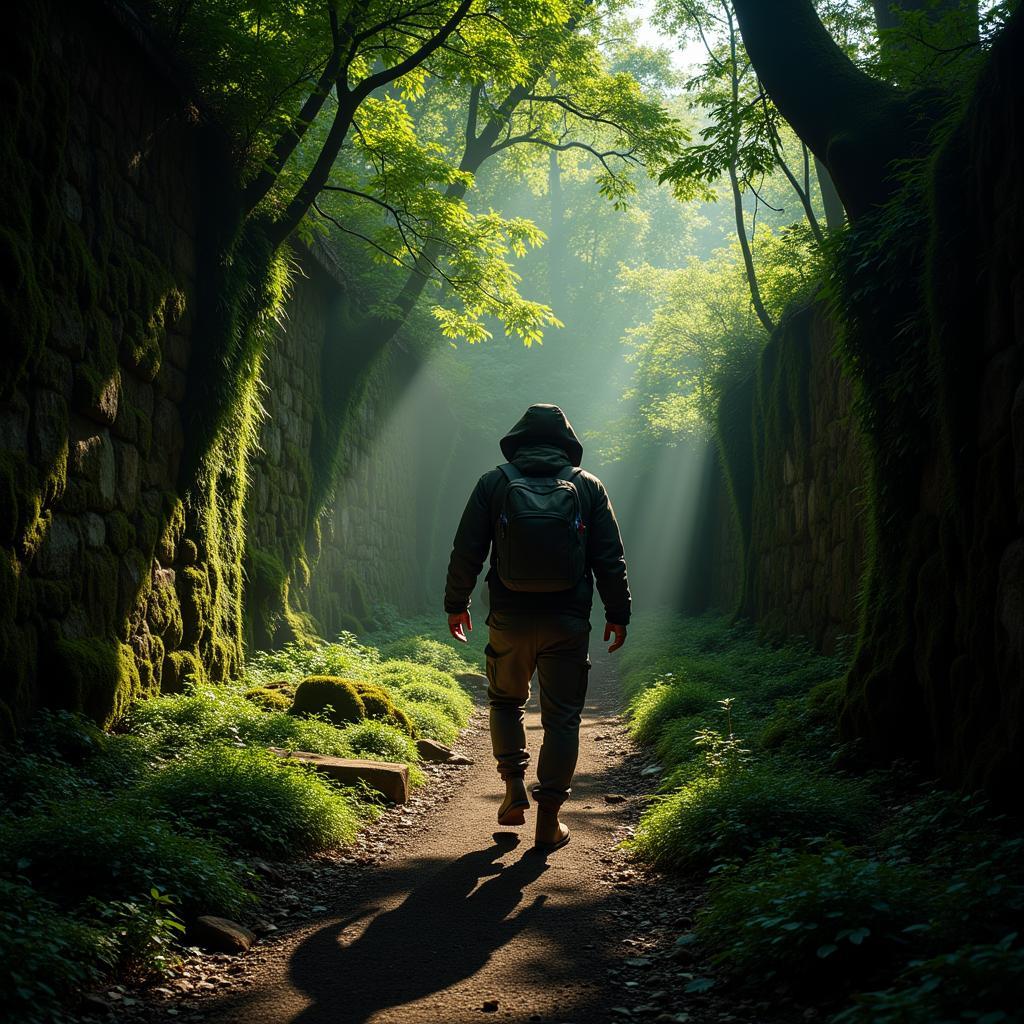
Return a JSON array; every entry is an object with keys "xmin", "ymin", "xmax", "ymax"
[
  {"xmin": 162, "ymin": 649, "xmax": 205, "ymax": 693},
  {"xmin": 105, "ymin": 511, "xmax": 135, "ymax": 555},
  {"xmin": 245, "ymin": 686, "xmax": 291, "ymax": 712},
  {"xmin": 290, "ymin": 676, "xmax": 365, "ymax": 726},
  {"xmin": 178, "ymin": 565, "xmax": 212, "ymax": 648},
  {"xmin": 49, "ymin": 635, "xmax": 141, "ymax": 727}
]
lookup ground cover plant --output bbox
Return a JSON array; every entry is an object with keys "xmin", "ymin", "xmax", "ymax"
[
  {"xmin": 623, "ymin": 611, "xmax": 1024, "ymax": 1021},
  {"xmin": 0, "ymin": 622, "xmax": 476, "ymax": 1019}
]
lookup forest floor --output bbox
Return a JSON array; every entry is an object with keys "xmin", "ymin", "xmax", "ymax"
[{"xmin": 93, "ymin": 650, "xmax": 768, "ymax": 1024}]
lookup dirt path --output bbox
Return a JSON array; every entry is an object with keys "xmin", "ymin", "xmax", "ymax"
[{"xmin": 125, "ymin": 649, "xmax": 710, "ymax": 1024}]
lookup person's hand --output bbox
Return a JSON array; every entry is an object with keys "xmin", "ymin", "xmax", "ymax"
[
  {"xmin": 448, "ymin": 611, "xmax": 473, "ymax": 644},
  {"xmin": 604, "ymin": 622, "xmax": 627, "ymax": 653}
]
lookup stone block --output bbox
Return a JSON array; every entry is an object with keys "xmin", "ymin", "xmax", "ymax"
[
  {"xmin": 268, "ymin": 749, "xmax": 409, "ymax": 804},
  {"xmin": 114, "ymin": 440, "xmax": 140, "ymax": 512},
  {"xmin": 83, "ymin": 512, "xmax": 106, "ymax": 549},
  {"xmin": 0, "ymin": 395, "xmax": 30, "ymax": 451},
  {"xmin": 38, "ymin": 514, "xmax": 81, "ymax": 579},
  {"xmin": 71, "ymin": 427, "xmax": 116, "ymax": 511},
  {"xmin": 30, "ymin": 390, "xmax": 68, "ymax": 467}
]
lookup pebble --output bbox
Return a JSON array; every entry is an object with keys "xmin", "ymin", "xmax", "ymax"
[{"xmin": 604, "ymin": 793, "xmax": 627, "ymax": 803}]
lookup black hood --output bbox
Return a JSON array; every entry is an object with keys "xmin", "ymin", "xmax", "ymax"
[{"xmin": 499, "ymin": 404, "xmax": 583, "ymax": 467}]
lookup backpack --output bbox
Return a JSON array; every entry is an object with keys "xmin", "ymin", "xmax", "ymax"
[{"xmin": 492, "ymin": 463, "xmax": 587, "ymax": 592}]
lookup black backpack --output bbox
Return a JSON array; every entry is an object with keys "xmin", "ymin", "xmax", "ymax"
[{"xmin": 492, "ymin": 463, "xmax": 587, "ymax": 592}]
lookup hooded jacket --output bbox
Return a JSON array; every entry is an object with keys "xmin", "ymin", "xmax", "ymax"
[{"xmin": 444, "ymin": 404, "xmax": 631, "ymax": 625}]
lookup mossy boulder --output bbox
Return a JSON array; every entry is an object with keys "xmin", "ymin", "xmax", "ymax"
[
  {"xmin": 290, "ymin": 676, "xmax": 365, "ymax": 726},
  {"xmin": 352, "ymin": 681, "xmax": 415, "ymax": 736},
  {"xmin": 244, "ymin": 687, "xmax": 291, "ymax": 712}
]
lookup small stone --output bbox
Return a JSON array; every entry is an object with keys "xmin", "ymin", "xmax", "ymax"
[
  {"xmin": 416, "ymin": 738, "xmax": 455, "ymax": 763},
  {"xmin": 625, "ymin": 957, "xmax": 652, "ymax": 968},
  {"xmin": 456, "ymin": 672, "xmax": 488, "ymax": 688},
  {"xmin": 482, "ymin": 999, "xmax": 500, "ymax": 1012},
  {"xmin": 605, "ymin": 794, "xmax": 626, "ymax": 804},
  {"xmin": 447, "ymin": 754, "xmax": 473, "ymax": 766},
  {"xmin": 189, "ymin": 916, "xmax": 256, "ymax": 954}
]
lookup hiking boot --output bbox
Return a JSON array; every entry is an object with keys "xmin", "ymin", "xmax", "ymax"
[
  {"xmin": 534, "ymin": 805, "xmax": 570, "ymax": 851},
  {"xmin": 497, "ymin": 776, "xmax": 529, "ymax": 826}
]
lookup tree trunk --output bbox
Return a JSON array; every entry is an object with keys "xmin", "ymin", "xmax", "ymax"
[
  {"xmin": 814, "ymin": 155, "xmax": 846, "ymax": 230},
  {"xmin": 730, "ymin": 0, "xmax": 931, "ymax": 220}
]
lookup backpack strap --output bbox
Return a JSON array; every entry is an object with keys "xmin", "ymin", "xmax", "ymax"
[{"xmin": 499, "ymin": 462, "xmax": 523, "ymax": 482}]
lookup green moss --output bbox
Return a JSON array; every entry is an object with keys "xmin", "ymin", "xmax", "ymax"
[
  {"xmin": 157, "ymin": 495, "xmax": 185, "ymax": 563},
  {"xmin": 244, "ymin": 686, "xmax": 291, "ymax": 711},
  {"xmin": 48, "ymin": 636, "xmax": 142, "ymax": 727},
  {"xmin": 178, "ymin": 565, "xmax": 212, "ymax": 648},
  {"xmin": 104, "ymin": 511, "xmax": 134, "ymax": 555},
  {"xmin": 290, "ymin": 676, "xmax": 366, "ymax": 726},
  {"xmin": 161, "ymin": 650, "xmax": 205, "ymax": 693},
  {"xmin": 147, "ymin": 573, "xmax": 183, "ymax": 647}
]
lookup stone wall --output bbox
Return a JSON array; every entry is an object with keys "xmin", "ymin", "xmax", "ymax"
[
  {"xmin": 0, "ymin": 0, "xmax": 426, "ymax": 733},
  {"xmin": 747, "ymin": 303, "xmax": 866, "ymax": 650},
  {"xmin": 1, "ymin": 1, "xmax": 207, "ymax": 728},
  {"xmin": 707, "ymin": 302, "xmax": 866, "ymax": 652}
]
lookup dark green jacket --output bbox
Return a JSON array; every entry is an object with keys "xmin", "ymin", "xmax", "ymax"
[{"xmin": 443, "ymin": 405, "xmax": 631, "ymax": 625}]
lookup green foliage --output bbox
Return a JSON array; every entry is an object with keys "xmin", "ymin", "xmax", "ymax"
[
  {"xmin": 631, "ymin": 756, "xmax": 875, "ymax": 871},
  {"xmin": 128, "ymin": 685, "xmax": 354, "ymax": 758},
  {"xmin": 699, "ymin": 844, "xmax": 931, "ymax": 989},
  {"xmin": 245, "ymin": 634, "xmax": 380, "ymax": 687},
  {"xmin": 399, "ymin": 700, "xmax": 461, "ymax": 746},
  {"xmin": 343, "ymin": 720, "xmax": 418, "ymax": 764},
  {"xmin": 290, "ymin": 676, "xmax": 367, "ymax": 726},
  {"xmin": 394, "ymin": 680, "xmax": 474, "ymax": 726},
  {"xmin": 0, "ymin": 794, "xmax": 249, "ymax": 918},
  {"xmin": 627, "ymin": 676, "xmax": 716, "ymax": 746},
  {"xmin": 141, "ymin": 746, "xmax": 361, "ymax": 857},
  {"xmin": 0, "ymin": 878, "xmax": 110, "ymax": 1024},
  {"xmin": 834, "ymin": 935, "xmax": 1024, "ymax": 1024},
  {"xmin": 378, "ymin": 636, "xmax": 475, "ymax": 676}
]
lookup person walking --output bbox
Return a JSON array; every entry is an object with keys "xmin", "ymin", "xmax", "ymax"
[{"xmin": 444, "ymin": 404, "xmax": 631, "ymax": 852}]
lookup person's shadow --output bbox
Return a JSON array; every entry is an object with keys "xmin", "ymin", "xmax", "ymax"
[{"xmin": 287, "ymin": 834, "xmax": 552, "ymax": 1023}]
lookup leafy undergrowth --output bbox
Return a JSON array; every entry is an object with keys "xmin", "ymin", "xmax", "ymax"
[
  {"xmin": 0, "ymin": 621, "xmax": 477, "ymax": 1023},
  {"xmin": 623, "ymin": 611, "xmax": 1024, "ymax": 1023}
]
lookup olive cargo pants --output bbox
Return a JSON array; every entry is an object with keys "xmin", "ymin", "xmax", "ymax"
[{"xmin": 485, "ymin": 615, "xmax": 591, "ymax": 809}]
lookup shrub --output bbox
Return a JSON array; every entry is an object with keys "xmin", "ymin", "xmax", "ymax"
[
  {"xmin": 0, "ymin": 878, "xmax": 110, "ymax": 1024},
  {"xmin": 379, "ymin": 636, "xmax": 474, "ymax": 675},
  {"xmin": 627, "ymin": 677, "xmax": 716, "ymax": 747},
  {"xmin": 396, "ymin": 681, "xmax": 473, "ymax": 726},
  {"xmin": 374, "ymin": 659, "xmax": 464, "ymax": 691},
  {"xmin": 342, "ymin": 720, "xmax": 417, "ymax": 763},
  {"xmin": 0, "ymin": 795, "xmax": 248, "ymax": 917},
  {"xmin": 244, "ymin": 636, "xmax": 380, "ymax": 687},
  {"xmin": 699, "ymin": 844, "xmax": 930, "ymax": 991},
  {"xmin": 833, "ymin": 934, "xmax": 1024, "ymax": 1024},
  {"xmin": 290, "ymin": 676, "xmax": 366, "ymax": 726},
  {"xmin": 141, "ymin": 746, "xmax": 361, "ymax": 857},
  {"xmin": 631, "ymin": 758, "xmax": 876, "ymax": 871},
  {"xmin": 400, "ymin": 700, "xmax": 460, "ymax": 746},
  {"xmin": 128, "ymin": 687, "xmax": 355, "ymax": 757}
]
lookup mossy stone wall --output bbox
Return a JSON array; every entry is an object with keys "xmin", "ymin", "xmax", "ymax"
[
  {"xmin": 709, "ymin": 303, "xmax": 866, "ymax": 652},
  {"xmin": 0, "ymin": 2, "xmax": 208, "ymax": 731},
  {"xmin": 0, "ymin": 1, "xmax": 424, "ymax": 734},
  {"xmin": 245, "ymin": 248, "xmax": 423, "ymax": 648},
  {"xmin": 708, "ymin": 16, "xmax": 1024, "ymax": 799}
]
